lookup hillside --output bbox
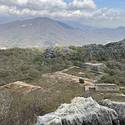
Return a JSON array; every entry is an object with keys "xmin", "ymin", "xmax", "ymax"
[
  {"xmin": 0, "ymin": 39, "xmax": 125, "ymax": 86},
  {"xmin": 0, "ymin": 40, "xmax": 125, "ymax": 125}
]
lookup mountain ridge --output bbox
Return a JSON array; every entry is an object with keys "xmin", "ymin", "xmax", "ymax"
[{"xmin": 0, "ymin": 17, "xmax": 125, "ymax": 48}]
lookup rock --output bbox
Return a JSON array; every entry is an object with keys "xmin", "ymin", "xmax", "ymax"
[
  {"xmin": 79, "ymin": 77, "xmax": 85, "ymax": 84},
  {"xmin": 100, "ymin": 100, "xmax": 125, "ymax": 125},
  {"xmin": 36, "ymin": 97, "xmax": 119, "ymax": 125}
]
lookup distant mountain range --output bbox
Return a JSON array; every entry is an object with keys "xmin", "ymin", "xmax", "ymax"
[{"xmin": 0, "ymin": 17, "xmax": 125, "ymax": 48}]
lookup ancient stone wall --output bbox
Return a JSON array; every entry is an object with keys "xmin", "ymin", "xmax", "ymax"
[{"xmin": 95, "ymin": 84, "xmax": 119, "ymax": 92}]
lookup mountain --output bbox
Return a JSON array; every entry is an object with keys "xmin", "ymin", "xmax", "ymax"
[
  {"xmin": 85, "ymin": 26, "xmax": 125, "ymax": 44},
  {"xmin": 0, "ymin": 17, "xmax": 125, "ymax": 48},
  {"xmin": 64, "ymin": 20, "xmax": 125, "ymax": 43},
  {"xmin": 0, "ymin": 17, "xmax": 86, "ymax": 48}
]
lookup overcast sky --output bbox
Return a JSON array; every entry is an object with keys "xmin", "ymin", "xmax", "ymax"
[{"xmin": 0, "ymin": 0, "xmax": 125, "ymax": 28}]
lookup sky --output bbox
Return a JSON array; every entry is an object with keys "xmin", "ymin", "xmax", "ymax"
[{"xmin": 0, "ymin": 0, "xmax": 125, "ymax": 28}]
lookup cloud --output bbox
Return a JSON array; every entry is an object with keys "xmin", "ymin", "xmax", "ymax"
[
  {"xmin": 0, "ymin": 0, "xmax": 97, "ymax": 18},
  {"xmin": 69, "ymin": 0, "xmax": 96, "ymax": 10},
  {"xmin": 0, "ymin": 0, "xmax": 124, "ymax": 25},
  {"xmin": 0, "ymin": 0, "xmax": 96, "ymax": 9},
  {"xmin": 0, "ymin": 0, "xmax": 28, "ymax": 5},
  {"xmin": 0, "ymin": 0, "xmax": 65, "ymax": 9},
  {"xmin": 91, "ymin": 8, "xmax": 122, "ymax": 20},
  {"xmin": 26, "ymin": 0, "xmax": 67, "ymax": 10}
]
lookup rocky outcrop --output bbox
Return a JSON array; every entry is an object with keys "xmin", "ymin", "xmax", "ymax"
[
  {"xmin": 100, "ymin": 100, "xmax": 125, "ymax": 125},
  {"xmin": 36, "ymin": 97, "xmax": 119, "ymax": 125}
]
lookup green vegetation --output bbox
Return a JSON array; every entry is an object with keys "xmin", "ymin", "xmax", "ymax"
[
  {"xmin": 0, "ymin": 48, "xmax": 43, "ymax": 85},
  {"xmin": 99, "ymin": 61, "xmax": 125, "ymax": 85},
  {"xmin": 0, "ymin": 39, "xmax": 125, "ymax": 125},
  {"xmin": 0, "ymin": 39, "xmax": 125, "ymax": 86}
]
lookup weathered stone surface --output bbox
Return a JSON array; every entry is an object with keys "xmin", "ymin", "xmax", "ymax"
[
  {"xmin": 36, "ymin": 97, "xmax": 119, "ymax": 125},
  {"xmin": 100, "ymin": 100, "xmax": 125, "ymax": 125}
]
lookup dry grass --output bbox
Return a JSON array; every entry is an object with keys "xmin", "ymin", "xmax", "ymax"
[
  {"xmin": 1, "ymin": 67, "xmax": 125, "ymax": 125},
  {"xmin": 0, "ymin": 81, "xmax": 41, "ymax": 95}
]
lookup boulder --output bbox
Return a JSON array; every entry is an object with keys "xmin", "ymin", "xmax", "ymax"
[
  {"xmin": 100, "ymin": 100, "xmax": 125, "ymax": 125},
  {"xmin": 36, "ymin": 97, "xmax": 119, "ymax": 125}
]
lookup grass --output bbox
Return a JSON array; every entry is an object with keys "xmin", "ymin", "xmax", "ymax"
[
  {"xmin": 0, "ymin": 46, "xmax": 125, "ymax": 125},
  {"xmin": 0, "ymin": 71, "xmax": 85, "ymax": 125},
  {"xmin": 63, "ymin": 66, "xmax": 98, "ymax": 80}
]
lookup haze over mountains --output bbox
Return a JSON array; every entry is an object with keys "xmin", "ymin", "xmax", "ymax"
[{"xmin": 0, "ymin": 17, "xmax": 125, "ymax": 48}]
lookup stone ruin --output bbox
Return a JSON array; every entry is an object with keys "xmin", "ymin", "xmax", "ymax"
[
  {"xmin": 79, "ymin": 77, "xmax": 120, "ymax": 93},
  {"xmin": 95, "ymin": 84, "xmax": 119, "ymax": 92},
  {"xmin": 81, "ymin": 62, "xmax": 106, "ymax": 74},
  {"xmin": 84, "ymin": 83, "xmax": 119, "ymax": 93}
]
